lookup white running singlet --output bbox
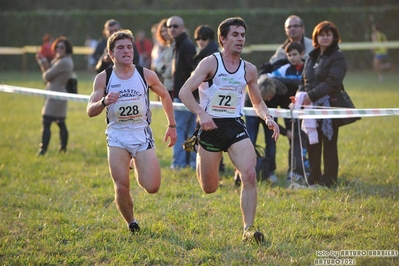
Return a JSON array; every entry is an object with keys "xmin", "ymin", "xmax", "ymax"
[
  {"xmin": 198, "ymin": 52, "xmax": 248, "ymax": 118},
  {"xmin": 105, "ymin": 68, "xmax": 151, "ymax": 134}
]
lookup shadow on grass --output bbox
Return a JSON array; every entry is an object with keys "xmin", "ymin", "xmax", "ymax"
[
  {"xmin": 266, "ymin": 173, "xmax": 399, "ymax": 199},
  {"xmin": 337, "ymin": 178, "xmax": 399, "ymax": 198}
]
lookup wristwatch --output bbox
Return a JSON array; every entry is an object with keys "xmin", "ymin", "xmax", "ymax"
[{"xmin": 101, "ymin": 97, "xmax": 107, "ymax": 107}]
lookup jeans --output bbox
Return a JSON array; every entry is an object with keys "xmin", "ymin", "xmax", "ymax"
[
  {"xmin": 172, "ymin": 98, "xmax": 197, "ymax": 169},
  {"xmin": 245, "ymin": 115, "xmax": 276, "ymax": 174},
  {"xmin": 287, "ymin": 119, "xmax": 310, "ymax": 176}
]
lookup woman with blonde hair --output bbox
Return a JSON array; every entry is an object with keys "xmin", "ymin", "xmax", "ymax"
[{"xmin": 155, "ymin": 18, "xmax": 175, "ymax": 98}]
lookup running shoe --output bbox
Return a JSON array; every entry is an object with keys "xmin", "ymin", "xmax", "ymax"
[
  {"xmin": 234, "ymin": 172, "xmax": 241, "ymax": 187},
  {"xmin": 242, "ymin": 226, "xmax": 264, "ymax": 244},
  {"xmin": 128, "ymin": 221, "xmax": 140, "ymax": 233},
  {"xmin": 267, "ymin": 174, "xmax": 278, "ymax": 183}
]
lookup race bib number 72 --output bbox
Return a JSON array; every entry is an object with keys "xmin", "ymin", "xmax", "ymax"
[{"xmin": 209, "ymin": 89, "xmax": 238, "ymax": 116}]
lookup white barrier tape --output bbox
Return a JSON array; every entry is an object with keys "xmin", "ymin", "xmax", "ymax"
[
  {"xmin": 294, "ymin": 108, "xmax": 399, "ymax": 119},
  {"xmin": 0, "ymin": 85, "xmax": 89, "ymax": 102},
  {"xmin": 1, "ymin": 84, "xmax": 398, "ymax": 119},
  {"xmin": 241, "ymin": 108, "xmax": 399, "ymax": 118}
]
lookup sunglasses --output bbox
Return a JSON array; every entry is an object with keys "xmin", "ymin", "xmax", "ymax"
[
  {"xmin": 167, "ymin": 24, "xmax": 180, "ymax": 29},
  {"xmin": 55, "ymin": 45, "xmax": 65, "ymax": 49},
  {"xmin": 195, "ymin": 37, "xmax": 208, "ymax": 41},
  {"xmin": 286, "ymin": 24, "xmax": 303, "ymax": 29}
]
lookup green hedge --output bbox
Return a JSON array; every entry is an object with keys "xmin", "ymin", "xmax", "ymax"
[{"xmin": 1, "ymin": 6, "xmax": 398, "ymax": 71}]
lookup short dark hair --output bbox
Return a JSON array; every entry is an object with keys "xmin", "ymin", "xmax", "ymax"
[
  {"xmin": 286, "ymin": 15, "xmax": 304, "ymax": 27},
  {"xmin": 51, "ymin": 36, "xmax": 73, "ymax": 55},
  {"xmin": 107, "ymin": 29, "xmax": 134, "ymax": 52},
  {"xmin": 104, "ymin": 19, "xmax": 120, "ymax": 29},
  {"xmin": 312, "ymin": 21, "xmax": 341, "ymax": 48},
  {"xmin": 194, "ymin": 25, "xmax": 215, "ymax": 41},
  {"xmin": 285, "ymin": 42, "xmax": 303, "ymax": 54},
  {"xmin": 217, "ymin": 17, "xmax": 247, "ymax": 47}
]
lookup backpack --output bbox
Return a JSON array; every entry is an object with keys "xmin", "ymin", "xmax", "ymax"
[{"xmin": 254, "ymin": 145, "xmax": 270, "ymax": 182}]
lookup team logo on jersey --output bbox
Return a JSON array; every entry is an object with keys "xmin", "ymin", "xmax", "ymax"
[{"xmin": 119, "ymin": 89, "xmax": 142, "ymax": 98}]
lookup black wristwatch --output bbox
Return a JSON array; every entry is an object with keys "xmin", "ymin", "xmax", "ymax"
[{"xmin": 101, "ymin": 97, "xmax": 107, "ymax": 107}]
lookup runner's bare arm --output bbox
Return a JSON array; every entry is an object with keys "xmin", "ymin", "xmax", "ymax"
[
  {"xmin": 87, "ymin": 71, "xmax": 107, "ymax": 117},
  {"xmin": 145, "ymin": 68, "xmax": 177, "ymax": 147},
  {"xmin": 245, "ymin": 61, "xmax": 280, "ymax": 140},
  {"xmin": 179, "ymin": 56, "xmax": 218, "ymax": 129}
]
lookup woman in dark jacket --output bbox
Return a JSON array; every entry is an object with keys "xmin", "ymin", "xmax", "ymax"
[{"xmin": 299, "ymin": 21, "xmax": 347, "ymax": 187}]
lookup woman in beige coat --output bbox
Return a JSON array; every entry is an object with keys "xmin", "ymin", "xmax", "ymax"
[{"xmin": 36, "ymin": 36, "xmax": 74, "ymax": 155}]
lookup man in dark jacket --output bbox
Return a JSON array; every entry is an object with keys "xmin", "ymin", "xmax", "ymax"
[
  {"xmin": 167, "ymin": 16, "xmax": 197, "ymax": 170},
  {"xmin": 93, "ymin": 19, "xmax": 140, "ymax": 73}
]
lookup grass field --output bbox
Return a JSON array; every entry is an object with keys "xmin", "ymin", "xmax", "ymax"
[{"xmin": 0, "ymin": 70, "xmax": 398, "ymax": 265}]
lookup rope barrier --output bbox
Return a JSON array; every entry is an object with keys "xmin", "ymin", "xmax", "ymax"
[{"xmin": 1, "ymin": 84, "xmax": 398, "ymax": 119}]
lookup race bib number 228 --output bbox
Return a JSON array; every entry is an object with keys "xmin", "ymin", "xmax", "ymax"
[{"xmin": 114, "ymin": 99, "xmax": 144, "ymax": 123}]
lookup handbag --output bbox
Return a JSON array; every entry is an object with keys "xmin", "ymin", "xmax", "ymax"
[
  {"xmin": 66, "ymin": 73, "xmax": 78, "ymax": 94},
  {"xmin": 329, "ymin": 87, "xmax": 361, "ymax": 127}
]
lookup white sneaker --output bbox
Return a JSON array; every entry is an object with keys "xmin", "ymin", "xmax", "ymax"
[
  {"xmin": 267, "ymin": 174, "xmax": 278, "ymax": 183},
  {"xmin": 287, "ymin": 172, "xmax": 306, "ymax": 185}
]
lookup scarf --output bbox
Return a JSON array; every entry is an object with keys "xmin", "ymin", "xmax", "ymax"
[{"xmin": 314, "ymin": 95, "xmax": 333, "ymax": 140}]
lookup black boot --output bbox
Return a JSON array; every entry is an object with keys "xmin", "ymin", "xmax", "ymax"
[
  {"xmin": 37, "ymin": 148, "xmax": 46, "ymax": 156},
  {"xmin": 59, "ymin": 122, "xmax": 68, "ymax": 153},
  {"xmin": 39, "ymin": 117, "xmax": 51, "ymax": 156}
]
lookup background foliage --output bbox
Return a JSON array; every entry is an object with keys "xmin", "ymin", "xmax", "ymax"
[
  {"xmin": 1, "ymin": 0, "xmax": 399, "ymax": 11},
  {"xmin": 1, "ymin": 5, "xmax": 398, "ymax": 71}
]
